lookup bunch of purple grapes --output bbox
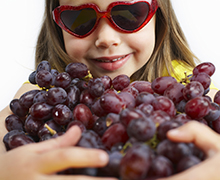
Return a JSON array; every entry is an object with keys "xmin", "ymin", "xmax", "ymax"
[{"xmin": 3, "ymin": 60, "xmax": 220, "ymax": 180}]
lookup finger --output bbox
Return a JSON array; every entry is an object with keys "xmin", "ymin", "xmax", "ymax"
[
  {"xmin": 45, "ymin": 175, "xmax": 118, "ymax": 180},
  {"xmin": 37, "ymin": 147, "xmax": 109, "ymax": 174},
  {"xmin": 29, "ymin": 125, "xmax": 82, "ymax": 153},
  {"xmin": 158, "ymin": 153, "xmax": 220, "ymax": 180},
  {"xmin": 167, "ymin": 121, "xmax": 220, "ymax": 156}
]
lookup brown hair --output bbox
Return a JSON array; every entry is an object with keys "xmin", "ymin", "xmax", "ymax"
[{"xmin": 35, "ymin": 0, "xmax": 198, "ymax": 82}]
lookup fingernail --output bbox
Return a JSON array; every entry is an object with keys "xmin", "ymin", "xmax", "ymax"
[
  {"xmin": 99, "ymin": 152, "xmax": 109, "ymax": 163},
  {"xmin": 168, "ymin": 129, "xmax": 180, "ymax": 136}
]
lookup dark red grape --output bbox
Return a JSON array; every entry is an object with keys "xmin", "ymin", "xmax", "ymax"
[
  {"xmin": 92, "ymin": 117, "xmax": 108, "ymax": 137},
  {"xmin": 3, "ymin": 130, "xmax": 25, "ymax": 151},
  {"xmin": 151, "ymin": 96, "xmax": 176, "ymax": 117},
  {"xmin": 188, "ymin": 143, "xmax": 205, "ymax": 160},
  {"xmin": 88, "ymin": 78, "xmax": 105, "ymax": 97},
  {"xmin": 33, "ymin": 91, "xmax": 47, "ymax": 103},
  {"xmin": 100, "ymin": 93, "xmax": 125, "ymax": 115},
  {"xmin": 175, "ymin": 99, "xmax": 187, "ymax": 113},
  {"xmin": 77, "ymin": 130, "xmax": 104, "ymax": 149},
  {"xmin": 121, "ymin": 85, "xmax": 139, "ymax": 99},
  {"xmin": 19, "ymin": 90, "xmax": 40, "ymax": 109},
  {"xmin": 5, "ymin": 114, "xmax": 24, "ymax": 132},
  {"xmin": 39, "ymin": 134, "xmax": 53, "ymax": 142},
  {"xmin": 52, "ymin": 104, "xmax": 72, "ymax": 126},
  {"xmin": 10, "ymin": 99, "xmax": 29, "ymax": 117},
  {"xmin": 164, "ymin": 82, "xmax": 185, "ymax": 105},
  {"xmin": 135, "ymin": 92, "xmax": 155, "ymax": 106},
  {"xmin": 101, "ymin": 123, "xmax": 129, "ymax": 150},
  {"xmin": 103, "ymin": 88, "xmax": 119, "ymax": 95},
  {"xmin": 190, "ymin": 73, "xmax": 211, "ymax": 90},
  {"xmin": 99, "ymin": 75, "xmax": 112, "ymax": 90},
  {"xmin": 30, "ymin": 102, "xmax": 53, "ymax": 121},
  {"xmin": 177, "ymin": 155, "xmax": 201, "ymax": 173},
  {"xmin": 174, "ymin": 113, "xmax": 192, "ymax": 124},
  {"xmin": 120, "ymin": 108, "xmax": 145, "ymax": 127},
  {"xmin": 193, "ymin": 62, "xmax": 215, "ymax": 77},
  {"xmin": 75, "ymin": 79, "xmax": 88, "ymax": 92},
  {"xmin": 185, "ymin": 96, "xmax": 211, "ymax": 120},
  {"xmin": 65, "ymin": 85, "xmax": 80, "ymax": 110},
  {"xmin": 149, "ymin": 110, "xmax": 172, "ymax": 126},
  {"xmin": 111, "ymin": 142, "xmax": 124, "ymax": 152},
  {"xmin": 212, "ymin": 116, "xmax": 220, "ymax": 133},
  {"xmin": 25, "ymin": 115, "xmax": 44, "ymax": 136},
  {"xmin": 91, "ymin": 98, "xmax": 106, "ymax": 117},
  {"xmin": 120, "ymin": 143, "xmax": 153, "ymax": 180},
  {"xmin": 137, "ymin": 103, "xmax": 154, "ymax": 116},
  {"xmin": 148, "ymin": 155, "xmax": 174, "ymax": 178},
  {"xmin": 118, "ymin": 91, "xmax": 136, "ymax": 109},
  {"xmin": 130, "ymin": 80, "xmax": 154, "ymax": 94},
  {"xmin": 28, "ymin": 71, "xmax": 37, "ymax": 84},
  {"xmin": 45, "ymin": 87, "xmax": 67, "ymax": 106},
  {"xmin": 36, "ymin": 60, "xmax": 51, "ymax": 72},
  {"xmin": 65, "ymin": 62, "xmax": 89, "ymax": 79},
  {"xmin": 151, "ymin": 76, "xmax": 177, "ymax": 95},
  {"xmin": 214, "ymin": 90, "xmax": 220, "ymax": 105},
  {"xmin": 127, "ymin": 117, "xmax": 156, "ymax": 142},
  {"xmin": 182, "ymin": 81, "xmax": 204, "ymax": 101},
  {"xmin": 8, "ymin": 134, "xmax": 35, "ymax": 150},
  {"xmin": 157, "ymin": 120, "xmax": 182, "ymax": 141},
  {"xmin": 35, "ymin": 70, "xmax": 53, "ymax": 88},
  {"xmin": 80, "ymin": 89, "xmax": 96, "ymax": 108},
  {"xmin": 51, "ymin": 69, "xmax": 59, "ymax": 86},
  {"xmin": 204, "ymin": 102, "xmax": 220, "ymax": 122},
  {"xmin": 98, "ymin": 151, "xmax": 122, "ymax": 178},
  {"xmin": 73, "ymin": 103, "xmax": 94, "ymax": 129},
  {"xmin": 54, "ymin": 72, "xmax": 72, "ymax": 89},
  {"xmin": 112, "ymin": 74, "xmax": 130, "ymax": 91},
  {"xmin": 157, "ymin": 139, "xmax": 192, "ymax": 164}
]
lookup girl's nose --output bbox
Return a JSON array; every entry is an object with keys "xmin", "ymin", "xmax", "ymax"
[{"xmin": 94, "ymin": 19, "xmax": 121, "ymax": 49}]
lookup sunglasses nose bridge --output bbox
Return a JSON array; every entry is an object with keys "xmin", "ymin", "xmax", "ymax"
[{"xmin": 97, "ymin": 11, "xmax": 111, "ymax": 20}]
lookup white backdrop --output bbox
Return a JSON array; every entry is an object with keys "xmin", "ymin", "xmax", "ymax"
[{"xmin": 0, "ymin": 0, "xmax": 220, "ymax": 111}]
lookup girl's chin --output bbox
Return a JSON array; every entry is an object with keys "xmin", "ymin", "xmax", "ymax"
[{"xmin": 90, "ymin": 69, "xmax": 132, "ymax": 80}]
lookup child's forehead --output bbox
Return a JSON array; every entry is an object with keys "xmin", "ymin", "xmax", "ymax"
[
  {"xmin": 59, "ymin": 0, "xmax": 134, "ymax": 8},
  {"xmin": 59, "ymin": 0, "xmax": 153, "ymax": 11}
]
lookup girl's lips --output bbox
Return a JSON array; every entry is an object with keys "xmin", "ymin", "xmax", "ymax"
[{"xmin": 91, "ymin": 53, "xmax": 132, "ymax": 71}]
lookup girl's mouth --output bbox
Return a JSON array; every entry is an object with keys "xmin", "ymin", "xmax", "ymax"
[
  {"xmin": 95, "ymin": 55, "xmax": 127, "ymax": 63},
  {"xmin": 91, "ymin": 54, "xmax": 132, "ymax": 71}
]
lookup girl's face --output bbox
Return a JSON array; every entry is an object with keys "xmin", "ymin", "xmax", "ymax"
[{"xmin": 59, "ymin": 0, "xmax": 156, "ymax": 79}]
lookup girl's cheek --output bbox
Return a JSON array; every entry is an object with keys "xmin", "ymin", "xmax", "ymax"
[{"xmin": 63, "ymin": 31, "xmax": 88, "ymax": 60}]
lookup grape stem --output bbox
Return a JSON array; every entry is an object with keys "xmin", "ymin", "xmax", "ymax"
[
  {"xmin": 106, "ymin": 118, "xmax": 113, "ymax": 127},
  {"xmin": 180, "ymin": 71, "xmax": 191, "ymax": 84},
  {"xmin": 82, "ymin": 70, "xmax": 93, "ymax": 81},
  {"xmin": 44, "ymin": 124, "xmax": 57, "ymax": 135}
]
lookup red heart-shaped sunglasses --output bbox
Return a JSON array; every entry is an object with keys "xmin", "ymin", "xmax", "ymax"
[{"xmin": 52, "ymin": 0, "xmax": 158, "ymax": 38}]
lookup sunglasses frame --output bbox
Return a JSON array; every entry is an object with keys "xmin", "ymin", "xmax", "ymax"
[{"xmin": 52, "ymin": 0, "xmax": 158, "ymax": 38}]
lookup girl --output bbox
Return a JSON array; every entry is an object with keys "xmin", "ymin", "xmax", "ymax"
[{"xmin": 0, "ymin": 0, "xmax": 220, "ymax": 179}]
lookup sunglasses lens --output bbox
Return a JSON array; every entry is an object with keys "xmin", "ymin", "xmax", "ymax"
[
  {"xmin": 60, "ymin": 8, "xmax": 97, "ymax": 36},
  {"xmin": 111, "ymin": 2, "xmax": 149, "ymax": 31}
]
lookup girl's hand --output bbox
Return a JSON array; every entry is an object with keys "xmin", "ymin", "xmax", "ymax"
[
  {"xmin": 158, "ymin": 121, "xmax": 220, "ymax": 180},
  {"xmin": 0, "ymin": 126, "xmax": 118, "ymax": 180}
]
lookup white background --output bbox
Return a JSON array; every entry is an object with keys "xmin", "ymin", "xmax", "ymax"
[{"xmin": 0, "ymin": 0, "xmax": 220, "ymax": 111}]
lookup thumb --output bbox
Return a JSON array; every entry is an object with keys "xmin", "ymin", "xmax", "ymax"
[
  {"xmin": 167, "ymin": 121, "xmax": 220, "ymax": 157},
  {"xmin": 30, "ymin": 125, "xmax": 82, "ymax": 153}
]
